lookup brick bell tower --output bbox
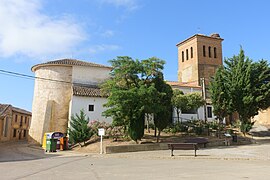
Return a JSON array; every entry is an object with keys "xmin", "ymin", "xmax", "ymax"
[{"xmin": 176, "ymin": 33, "xmax": 223, "ymax": 87}]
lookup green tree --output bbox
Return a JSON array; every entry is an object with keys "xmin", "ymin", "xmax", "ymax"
[
  {"xmin": 209, "ymin": 67, "xmax": 232, "ymax": 122},
  {"xmin": 171, "ymin": 89, "xmax": 185, "ymax": 123},
  {"xmin": 153, "ymin": 73, "xmax": 173, "ymax": 142},
  {"xmin": 187, "ymin": 93, "xmax": 205, "ymax": 119},
  {"xmin": 68, "ymin": 109, "xmax": 93, "ymax": 147},
  {"xmin": 171, "ymin": 90, "xmax": 205, "ymax": 122},
  {"xmin": 210, "ymin": 48, "xmax": 270, "ymax": 132},
  {"xmin": 102, "ymin": 56, "xmax": 169, "ymax": 143}
]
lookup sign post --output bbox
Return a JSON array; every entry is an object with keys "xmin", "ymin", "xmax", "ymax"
[{"xmin": 98, "ymin": 128, "xmax": 105, "ymax": 154}]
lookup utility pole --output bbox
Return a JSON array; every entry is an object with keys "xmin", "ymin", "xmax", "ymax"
[{"xmin": 201, "ymin": 78, "xmax": 207, "ymax": 122}]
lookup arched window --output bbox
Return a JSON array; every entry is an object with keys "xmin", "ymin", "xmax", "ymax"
[
  {"xmin": 214, "ymin": 47, "xmax": 217, "ymax": 58},
  {"xmin": 203, "ymin": 46, "xmax": 206, "ymax": 57},
  {"xmin": 190, "ymin": 47, "xmax": 193, "ymax": 58},
  {"xmin": 208, "ymin": 46, "xmax": 211, "ymax": 58},
  {"xmin": 186, "ymin": 49, "xmax": 189, "ymax": 60},
  {"xmin": 182, "ymin": 51, "xmax": 184, "ymax": 62}
]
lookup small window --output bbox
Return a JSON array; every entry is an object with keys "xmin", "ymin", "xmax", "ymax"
[
  {"xmin": 182, "ymin": 51, "xmax": 184, "ymax": 62},
  {"xmin": 203, "ymin": 46, "xmax": 206, "ymax": 57},
  {"xmin": 190, "ymin": 47, "xmax": 193, "ymax": 58},
  {"xmin": 88, "ymin": 105, "xmax": 94, "ymax": 111},
  {"xmin": 214, "ymin": 47, "xmax": 217, "ymax": 58},
  {"xmin": 25, "ymin": 117, "xmax": 27, "ymax": 123},
  {"xmin": 207, "ymin": 107, "xmax": 213, "ymax": 118},
  {"xmin": 23, "ymin": 130, "xmax": 27, "ymax": 137},
  {"xmin": 20, "ymin": 116, "xmax": 23, "ymax": 126},
  {"xmin": 13, "ymin": 129, "xmax": 16, "ymax": 137},
  {"xmin": 186, "ymin": 49, "xmax": 189, "ymax": 60},
  {"xmin": 208, "ymin": 46, "xmax": 211, "ymax": 58},
  {"xmin": 15, "ymin": 115, "xmax": 17, "ymax": 122}
]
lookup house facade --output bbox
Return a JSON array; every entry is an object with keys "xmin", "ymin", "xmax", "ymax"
[
  {"xmin": 29, "ymin": 59, "xmax": 112, "ymax": 144},
  {"xmin": 70, "ymin": 85, "xmax": 112, "ymax": 123},
  {"xmin": 167, "ymin": 81, "xmax": 216, "ymax": 122},
  {"xmin": 0, "ymin": 104, "xmax": 31, "ymax": 141}
]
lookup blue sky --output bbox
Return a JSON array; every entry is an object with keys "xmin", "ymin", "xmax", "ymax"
[{"xmin": 1, "ymin": 0, "xmax": 270, "ymax": 111}]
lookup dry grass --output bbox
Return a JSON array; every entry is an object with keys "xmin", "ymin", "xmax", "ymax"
[{"xmin": 72, "ymin": 129, "xmax": 230, "ymax": 153}]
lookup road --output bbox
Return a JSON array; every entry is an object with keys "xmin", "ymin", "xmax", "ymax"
[{"xmin": 1, "ymin": 139, "xmax": 270, "ymax": 180}]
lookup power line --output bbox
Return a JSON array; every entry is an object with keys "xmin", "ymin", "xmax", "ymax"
[{"xmin": 0, "ymin": 69, "xmax": 97, "ymax": 87}]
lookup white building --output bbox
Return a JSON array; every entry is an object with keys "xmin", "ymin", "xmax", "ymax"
[
  {"xmin": 167, "ymin": 81, "xmax": 216, "ymax": 123},
  {"xmin": 29, "ymin": 59, "xmax": 112, "ymax": 144}
]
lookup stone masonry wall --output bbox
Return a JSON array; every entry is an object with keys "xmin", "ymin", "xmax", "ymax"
[{"xmin": 29, "ymin": 66, "xmax": 72, "ymax": 144}]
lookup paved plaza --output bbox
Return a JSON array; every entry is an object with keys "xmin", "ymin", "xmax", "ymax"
[{"xmin": 1, "ymin": 138, "xmax": 270, "ymax": 180}]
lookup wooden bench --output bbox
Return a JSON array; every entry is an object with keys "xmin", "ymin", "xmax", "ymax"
[
  {"xmin": 184, "ymin": 137, "xmax": 209, "ymax": 148},
  {"xmin": 168, "ymin": 143, "xmax": 198, "ymax": 157}
]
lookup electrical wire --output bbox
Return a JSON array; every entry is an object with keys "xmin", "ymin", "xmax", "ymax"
[{"xmin": 0, "ymin": 69, "xmax": 97, "ymax": 87}]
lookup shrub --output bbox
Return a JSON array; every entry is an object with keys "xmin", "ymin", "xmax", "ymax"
[
  {"xmin": 240, "ymin": 121, "xmax": 255, "ymax": 134},
  {"xmin": 88, "ymin": 120, "xmax": 112, "ymax": 136},
  {"xmin": 68, "ymin": 110, "xmax": 94, "ymax": 147}
]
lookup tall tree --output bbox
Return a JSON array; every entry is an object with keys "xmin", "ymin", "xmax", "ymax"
[
  {"xmin": 153, "ymin": 73, "xmax": 173, "ymax": 142},
  {"xmin": 209, "ymin": 67, "xmax": 232, "ymax": 122},
  {"xmin": 210, "ymin": 48, "xmax": 270, "ymax": 132},
  {"xmin": 102, "ymin": 56, "xmax": 169, "ymax": 143}
]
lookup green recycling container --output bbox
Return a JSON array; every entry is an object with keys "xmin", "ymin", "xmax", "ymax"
[{"xmin": 46, "ymin": 138, "xmax": 57, "ymax": 152}]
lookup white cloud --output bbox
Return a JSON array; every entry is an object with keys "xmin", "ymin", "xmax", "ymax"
[
  {"xmin": 0, "ymin": 0, "xmax": 86, "ymax": 59},
  {"xmin": 89, "ymin": 44, "xmax": 120, "ymax": 54},
  {"xmin": 100, "ymin": 0, "xmax": 139, "ymax": 11}
]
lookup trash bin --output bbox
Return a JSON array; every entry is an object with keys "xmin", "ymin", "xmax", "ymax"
[
  {"xmin": 60, "ymin": 137, "xmax": 69, "ymax": 150},
  {"xmin": 46, "ymin": 138, "xmax": 57, "ymax": 152},
  {"xmin": 44, "ymin": 132, "xmax": 64, "ymax": 152},
  {"xmin": 232, "ymin": 134, "xmax": 237, "ymax": 142},
  {"xmin": 56, "ymin": 139, "xmax": 60, "ymax": 150}
]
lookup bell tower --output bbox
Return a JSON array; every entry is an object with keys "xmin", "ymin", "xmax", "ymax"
[{"xmin": 177, "ymin": 33, "xmax": 223, "ymax": 86}]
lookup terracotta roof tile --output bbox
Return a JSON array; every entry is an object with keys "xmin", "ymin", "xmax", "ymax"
[
  {"xmin": 73, "ymin": 85, "xmax": 108, "ymax": 97},
  {"xmin": 12, "ymin": 106, "xmax": 32, "ymax": 115},
  {"xmin": 32, "ymin": 59, "xmax": 112, "ymax": 72},
  {"xmin": 176, "ymin": 34, "xmax": 223, "ymax": 46},
  {"xmin": 0, "ymin": 104, "xmax": 31, "ymax": 117},
  {"xmin": 0, "ymin": 104, "xmax": 10, "ymax": 117}
]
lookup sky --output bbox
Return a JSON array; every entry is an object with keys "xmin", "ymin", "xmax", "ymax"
[{"xmin": 1, "ymin": 0, "xmax": 270, "ymax": 111}]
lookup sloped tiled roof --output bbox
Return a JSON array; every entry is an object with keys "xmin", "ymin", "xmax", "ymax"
[
  {"xmin": 73, "ymin": 85, "xmax": 108, "ymax": 97},
  {"xmin": 12, "ymin": 106, "xmax": 32, "ymax": 115},
  {"xmin": 176, "ymin": 33, "xmax": 223, "ymax": 46},
  {"xmin": 0, "ymin": 104, "xmax": 31, "ymax": 117},
  {"xmin": 32, "ymin": 59, "xmax": 112, "ymax": 72},
  {"xmin": 0, "ymin": 104, "xmax": 10, "ymax": 117}
]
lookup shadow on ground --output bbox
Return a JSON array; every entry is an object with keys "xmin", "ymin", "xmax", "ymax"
[{"xmin": 0, "ymin": 140, "xmax": 61, "ymax": 163}]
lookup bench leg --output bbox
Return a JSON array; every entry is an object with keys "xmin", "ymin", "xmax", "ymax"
[
  {"xmin": 171, "ymin": 149, "xmax": 174, "ymax": 157},
  {"xmin": 195, "ymin": 149, "xmax": 197, "ymax": 157}
]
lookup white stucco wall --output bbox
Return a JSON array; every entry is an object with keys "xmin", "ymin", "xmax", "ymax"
[
  {"xmin": 70, "ymin": 96, "xmax": 113, "ymax": 124},
  {"xmin": 172, "ymin": 105, "xmax": 215, "ymax": 123},
  {"xmin": 171, "ymin": 86, "xmax": 216, "ymax": 123},
  {"xmin": 72, "ymin": 66, "xmax": 111, "ymax": 85}
]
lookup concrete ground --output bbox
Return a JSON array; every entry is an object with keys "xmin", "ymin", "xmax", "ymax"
[{"xmin": 1, "ymin": 138, "xmax": 270, "ymax": 180}]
